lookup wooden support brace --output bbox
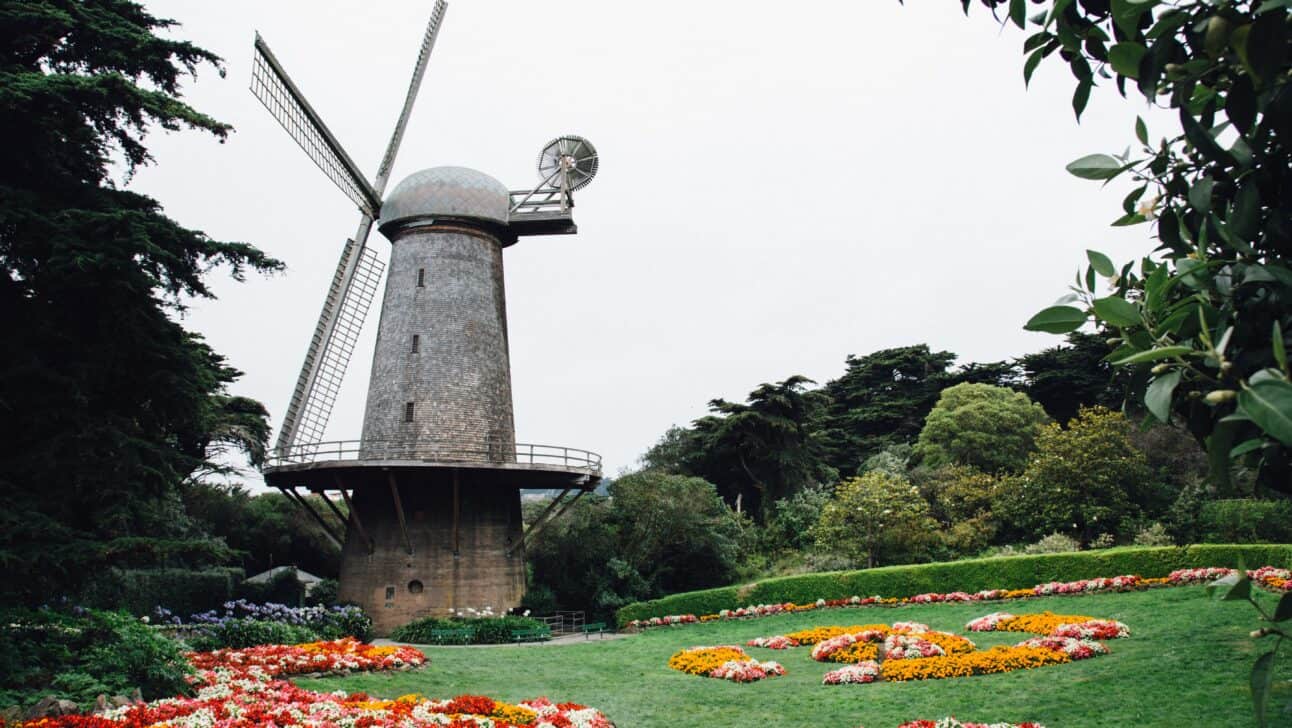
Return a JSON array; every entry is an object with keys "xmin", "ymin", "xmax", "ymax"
[
  {"xmin": 387, "ymin": 472, "xmax": 413, "ymax": 555},
  {"xmin": 282, "ymin": 487, "xmax": 344, "ymax": 549},
  {"xmin": 508, "ymin": 489, "xmax": 584, "ymax": 556},
  {"xmin": 336, "ymin": 476, "xmax": 374, "ymax": 554}
]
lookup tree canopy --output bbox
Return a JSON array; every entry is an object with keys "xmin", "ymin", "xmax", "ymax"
[
  {"xmin": 913, "ymin": 382, "xmax": 1051, "ymax": 474},
  {"xmin": 0, "ymin": 0, "xmax": 280, "ymax": 603}
]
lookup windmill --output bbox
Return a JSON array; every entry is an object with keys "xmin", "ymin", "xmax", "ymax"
[{"xmin": 252, "ymin": 2, "xmax": 602, "ymax": 634}]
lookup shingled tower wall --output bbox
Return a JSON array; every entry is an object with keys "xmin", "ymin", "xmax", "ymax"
[{"xmin": 340, "ymin": 167, "xmax": 525, "ymax": 633}]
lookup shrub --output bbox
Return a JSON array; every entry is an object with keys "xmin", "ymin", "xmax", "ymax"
[
  {"xmin": 813, "ymin": 472, "xmax": 936, "ymax": 568},
  {"xmin": 993, "ymin": 407, "xmax": 1154, "ymax": 544},
  {"xmin": 1200, "ymin": 499, "xmax": 1292, "ymax": 544},
  {"xmin": 186, "ymin": 619, "xmax": 319, "ymax": 652},
  {"xmin": 615, "ymin": 544, "xmax": 1292, "ymax": 626},
  {"xmin": 163, "ymin": 601, "xmax": 372, "ymax": 649},
  {"xmin": 305, "ymin": 579, "xmax": 339, "ymax": 607},
  {"xmin": 236, "ymin": 568, "xmax": 306, "ymax": 607},
  {"xmin": 1134, "ymin": 523, "xmax": 1176, "ymax": 547},
  {"xmin": 912, "ymin": 383, "xmax": 1049, "ymax": 475},
  {"xmin": 390, "ymin": 615, "xmax": 548, "ymax": 645},
  {"xmin": 0, "ymin": 608, "xmax": 191, "ymax": 711},
  {"xmin": 1024, "ymin": 533, "xmax": 1081, "ymax": 555}
]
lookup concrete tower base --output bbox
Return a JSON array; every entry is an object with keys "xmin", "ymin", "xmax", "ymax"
[{"xmin": 336, "ymin": 471, "xmax": 524, "ymax": 635}]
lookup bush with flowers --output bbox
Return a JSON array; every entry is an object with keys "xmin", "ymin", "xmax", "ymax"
[
  {"xmin": 667, "ymin": 646, "xmax": 785, "ymax": 682},
  {"xmin": 1, "ymin": 636, "xmax": 615, "ymax": 727},
  {"xmin": 152, "ymin": 600, "xmax": 373, "ymax": 651}
]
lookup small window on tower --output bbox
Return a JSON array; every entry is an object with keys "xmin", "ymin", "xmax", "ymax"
[
  {"xmin": 404, "ymin": 402, "xmax": 415, "ymax": 422},
  {"xmin": 416, "ymin": 268, "xmax": 425, "ymax": 287},
  {"xmin": 411, "ymin": 334, "xmax": 420, "ymax": 353}
]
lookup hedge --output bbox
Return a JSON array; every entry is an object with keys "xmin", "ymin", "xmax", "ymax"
[
  {"xmin": 80, "ymin": 567, "xmax": 244, "ymax": 617},
  {"xmin": 615, "ymin": 544, "xmax": 1292, "ymax": 627}
]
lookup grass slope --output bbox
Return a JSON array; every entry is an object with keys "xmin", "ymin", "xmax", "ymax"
[{"xmin": 305, "ymin": 586, "xmax": 1291, "ymax": 728}]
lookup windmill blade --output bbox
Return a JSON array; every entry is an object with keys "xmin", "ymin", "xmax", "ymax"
[
  {"xmin": 268, "ymin": 3, "xmax": 450, "ymax": 454},
  {"xmin": 373, "ymin": 0, "xmax": 448, "ymax": 192},
  {"xmin": 276, "ymin": 227, "xmax": 386, "ymax": 453},
  {"xmin": 251, "ymin": 33, "xmax": 382, "ymax": 214}
]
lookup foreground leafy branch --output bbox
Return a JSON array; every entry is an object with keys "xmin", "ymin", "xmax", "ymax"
[{"xmin": 931, "ymin": 0, "xmax": 1292, "ymax": 493}]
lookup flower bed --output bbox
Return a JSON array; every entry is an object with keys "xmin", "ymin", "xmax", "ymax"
[
  {"xmin": 823, "ymin": 661, "xmax": 881, "ymax": 684},
  {"xmin": 880, "ymin": 645, "xmax": 1069, "ymax": 681},
  {"xmin": 667, "ymin": 646, "xmax": 785, "ymax": 682},
  {"xmin": 796, "ymin": 612, "xmax": 1122, "ymax": 685},
  {"xmin": 186, "ymin": 637, "xmax": 425, "ymax": 677},
  {"xmin": 1168, "ymin": 566, "xmax": 1292, "ymax": 592},
  {"xmin": 745, "ymin": 635, "xmax": 797, "ymax": 649},
  {"xmin": 626, "ymin": 564, "xmax": 1292, "ymax": 630},
  {"xmin": 883, "ymin": 634, "xmax": 946, "ymax": 660},
  {"xmin": 965, "ymin": 612, "xmax": 1130, "ymax": 640},
  {"xmin": 894, "ymin": 720, "xmax": 1045, "ymax": 728},
  {"xmin": 1015, "ymin": 636, "xmax": 1109, "ymax": 660},
  {"xmin": 5, "ymin": 638, "xmax": 615, "ymax": 727}
]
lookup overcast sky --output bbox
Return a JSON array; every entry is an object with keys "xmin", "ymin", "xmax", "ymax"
[{"xmin": 133, "ymin": 0, "xmax": 1169, "ymax": 486}]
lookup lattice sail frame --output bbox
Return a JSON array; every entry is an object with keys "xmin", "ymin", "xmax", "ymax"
[
  {"xmin": 251, "ymin": 35, "xmax": 381, "ymax": 215},
  {"xmin": 254, "ymin": 0, "xmax": 449, "ymax": 453}
]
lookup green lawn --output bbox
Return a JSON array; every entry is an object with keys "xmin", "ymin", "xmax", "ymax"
[{"xmin": 304, "ymin": 586, "xmax": 1291, "ymax": 727}]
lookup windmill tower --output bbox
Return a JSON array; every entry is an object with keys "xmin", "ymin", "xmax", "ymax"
[{"xmin": 252, "ymin": 2, "xmax": 602, "ymax": 634}]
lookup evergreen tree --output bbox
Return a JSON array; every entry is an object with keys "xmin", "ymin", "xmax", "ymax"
[{"xmin": 0, "ymin": 0, "xmax": 281, "ymax": 603}]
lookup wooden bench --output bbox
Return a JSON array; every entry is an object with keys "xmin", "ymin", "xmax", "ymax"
[
  {"xmin": 429, "ymin": 627, "xmax": 474, "ymax": 644},
  {"xmin": 581, "ymin": 622, "xmax": 608, "ymax": 639},
  {"xmin": 510, "ymin": 627, "xmax": 551, "ymax": 643}
]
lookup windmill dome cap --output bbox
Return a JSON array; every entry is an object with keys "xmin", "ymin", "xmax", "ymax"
[{"xmin": 380, "ymin": 166, "xmax": 510, "ymax": 229}]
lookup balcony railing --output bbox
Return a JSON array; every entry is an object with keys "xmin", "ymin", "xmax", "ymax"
[{"xmin": 263, "ymin": 439, "xmax": 601, "ymax": 475}]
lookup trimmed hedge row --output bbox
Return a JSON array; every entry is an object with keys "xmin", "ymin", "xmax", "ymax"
[
  {"xmin": 80, "ymin": 567, "xmax": 244, "ymax": 617},
  {"xmin": 615, "ymin": 544, "xmax": 1292, "ymax": 627}
]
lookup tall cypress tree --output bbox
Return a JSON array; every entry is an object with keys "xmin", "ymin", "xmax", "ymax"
[{"xmin": 0, "ymin": 0, "xmax": 281, "ymax": 602}]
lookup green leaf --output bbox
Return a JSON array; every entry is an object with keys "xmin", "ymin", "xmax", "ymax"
[
  {"xmin": 1274, "ymin": 321, "xmax": 1288, "ymax": 374},
  {"xmin": 1231, "ymin": 438, "xmax": 1266, "ymax": 458},
  {"xmin": 1024, "ymin": 306, "xmax": 1087, "ymax": 334},
  {"xmin": 1066, "ymin": 153, "xmax": 1123, "ymax": 180},
  {"xmin": 1109, "ymin": 42, "xmax": 1147, "ymax": 77},
  {"xmin": 1009, "ymin": 0, "xmax": 1026, "ymax": 29},
  {"xmin": 1229, "ymin": 183, "xmax": 1262, "ymax": 243},
  {"xmin": 1253, "ymin": 651, "xmax": 1276, "ymax": 726},
  {"xmin": 1145, "ymin": 265, "xmax": 1170, "ymax": 310},
  {"xmin": 1024, "ymin": 47, "xmax": 1046, "ymax": 87},
  {"xmin": 1227, "ymin": 75, "xmax": 1258, "ymax": 135},
  {"xmin": 1072, "ymin": 78, "xmax": 1093, "ymax": 121},
  {"xmin": 1274, "ymin": 592, "xmax": 1292, "ymax": 622},
  {"xmin": 1111, "ymin": 0, "xmax": 1156, "ymax": 37},
  {"xmin": 1093, "ymin": 296, "xmax": 1142, "ymax": 327},
  {"xmin": 1181, "ymin": 108, "xmax": 1236, "ymax": 167},
  {"xmin": 1247, "ymin": 10, "xmax": 1289, "ymax": 86},
  {"xmin": 1189, "ymin": 178, "xmax": 1215, "ymax": 213},
  {"xmin": 1086, "ymin": 265, "xmax": 1097, "ymax": 293},
  {"xmin": 1135, "ymin": 116, "xmax": 1149, "ymax": 145},
  {"xmin": 1114, "ymin": 346, "xmax": 1193, "ymax": 365},
  {"xmin": 1087, "ymin": 250, "xmax": 1116, "ymax": 277},
  {"xmin": 1112, "ymin": 212, "xmax": 1148, "ymax": 226},
  {"xmin": 1145, "ymin": 370, "xmax": 1182, "ymax": 422},
  {"xmin": 1239, "ymin": 380, "xmax": 1292, "ymax": 446}
]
